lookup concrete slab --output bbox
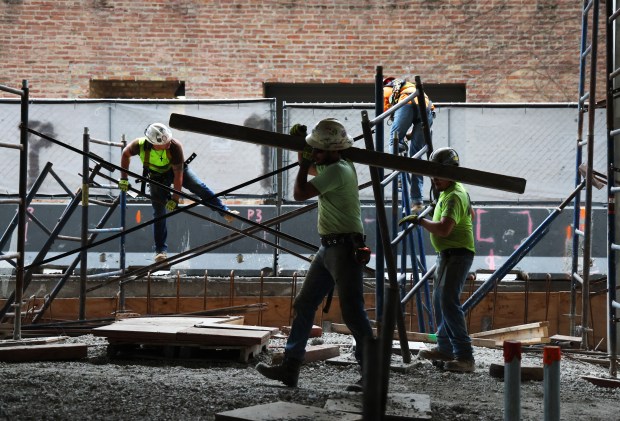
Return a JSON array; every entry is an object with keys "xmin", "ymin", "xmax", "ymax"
[
  {"xmin": 215, "ymin": 401, "xmax": 362, "ymax": 420},
  {"xmin": 324, "ymin": 392, "xmax": 432, "ymax": 420}
]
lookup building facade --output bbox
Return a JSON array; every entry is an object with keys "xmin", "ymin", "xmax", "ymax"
[{"xmin": 0, "ymin": 0, "xmax": 603, "ymax": 102}]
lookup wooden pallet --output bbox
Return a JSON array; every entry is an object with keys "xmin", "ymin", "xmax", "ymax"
[{"xmin": 93, "ymin": 316, "xmax": 277, "ymax": 363}]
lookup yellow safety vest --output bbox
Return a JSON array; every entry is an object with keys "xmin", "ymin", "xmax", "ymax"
[{"xmin": 138, "ymin": 138, "xmax": 171, "ymax": 173}]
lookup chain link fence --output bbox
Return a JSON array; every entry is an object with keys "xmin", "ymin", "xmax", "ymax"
[
  {"xmin": 283, "ymin": 103, "xmax": 607, "ymax": 203},
  {"xmin": 0, "ymin": 100, "xmax": 607, "ymax": 205},
  {"xmin": 0, "ymin": 99, "xmax": 276, "ymax": 198}
]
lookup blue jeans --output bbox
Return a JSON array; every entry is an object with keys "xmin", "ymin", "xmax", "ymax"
[
  {"xmin": 149, "ymin": 166, "xmax": 229, "ymax": 253},
  {"xmin": 433, "ymin": 250, "xmax": 474, "ymax": 360},
  {"xmin": 388, "ymin": 103, "xmax": 433, "ymax": 204},
  {"xmin": 284, "ymin": 242, "xmax": 373, "ymax": 364}
]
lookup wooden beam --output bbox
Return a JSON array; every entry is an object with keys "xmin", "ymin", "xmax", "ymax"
[
  {"xmin": 470, "ymin": 321, "xmax": 550, "ymax": 346},
  {"xmin": 168, "ymin": 113, "xmax": 526, "ymax": 194},
  {"xmin": 0, "ymin": 343, "xmax": 87, "ymax": 362}
]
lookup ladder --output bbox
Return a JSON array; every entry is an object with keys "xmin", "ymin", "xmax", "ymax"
[
  {"xmin": 571, "ymin": 0, "xmax": 599, "ymax": 350},
  {"xmin": 377, "ymin": 72, "xmax": 435, "ymax": 333}
]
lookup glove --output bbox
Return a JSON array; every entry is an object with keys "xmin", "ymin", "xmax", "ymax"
[
  {"xmin": 118, "ymin": 178, "xmax": 130, "ymax": 192},
  {"xmin": 223, "ymin": 210, "xmax": 240, "ymax": 224},
  {"xmin": 165, "ymin": 199, "xmax": 178, "ymax": 211},
  {"xmin": 398, "ymin": 214, "xmax": 419, "ymax": 226},
  {"xmin": 289, "ymin": 124, "xmax": 307, "ymax": 137},
  {"xmin": 300, "ymin": 144, "xmax": 313, "ymax": 164}
]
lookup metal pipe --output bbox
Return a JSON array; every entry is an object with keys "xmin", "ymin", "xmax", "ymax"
[
  {"xmin": 504, "ymin": 340, "xmax": 521, "ymax": 421},
  {"xmin": 605, "ymin": 0, "xmax": 618, "ymax": 377},
  {"xmin": 120, "ymin": 134, "xmax": 127, "ymax": 275},
  {"xmin": 146, "ymin": 271, "xmax": 152, "ymax": 314},
  {"xmin": 463, "ymin": 182, "xmax": 584, "ymax": 312},
  {"xmin": 258, "ymin": 270, "xmax": 265, "ymax": 325},
  {"xmin": 203, "ymin": 270, "xmax": 208, "ymax": 311},
  {"xmin": 374, "ymin": 66, "xmax": 385, "ymax": 324},
  {"xmin": 14, "ymin": 79, "xmax": 29, "ymax": 340},
  {"xmin": 543, "ymin": 346, "xmax": 561, "ymax": 421},
  {"xmin": 79, "ymin": 127, "xmax": 89, "ymax": 320},
  {"xmin": 229, "ymin": 270, "xmax": 235, "ymax": 308},
  {"xmin": 176, "ymin": 271, "xmax": 181, "ymax": 314}
]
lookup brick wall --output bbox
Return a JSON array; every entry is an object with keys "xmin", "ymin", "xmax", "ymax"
[{"xmin": 0, "ymin": 0, "xmax": 606, "ymax": 102}]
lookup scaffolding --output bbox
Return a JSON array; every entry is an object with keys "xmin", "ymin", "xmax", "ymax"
[{"xmin": 605, "ymin": 0, "xmax": 620, "ymax": 377}]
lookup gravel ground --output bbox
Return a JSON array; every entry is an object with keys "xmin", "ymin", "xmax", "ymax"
[{"xmin": 0, "ymin": 332, "xmax": 618, "ymax": 421}]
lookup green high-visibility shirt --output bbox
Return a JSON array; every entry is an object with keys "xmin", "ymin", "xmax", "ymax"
[
  {"xmin": 310, "ymin": 159, "xmax": 363, "ymax": 236},
  {"xmin": 430, "ymin": 182, "xmax": 475, "ymax": 253}
]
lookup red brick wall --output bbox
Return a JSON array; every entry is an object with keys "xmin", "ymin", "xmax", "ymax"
[{"xmin": 0, "ymin": 0, "xmax": 606, "ymax": 102}]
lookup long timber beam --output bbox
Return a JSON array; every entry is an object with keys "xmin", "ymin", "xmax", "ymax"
[{"xmin": 169, "ymin": 113, "xmax": 526, "ymax": 194}]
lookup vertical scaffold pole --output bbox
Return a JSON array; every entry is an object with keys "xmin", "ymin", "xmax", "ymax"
[
  {"xmin": 80, "ymin": 127, "xmax": 90, "ymax": 320},
  {"xmin": 14, "ymin": 79, "xmax": 29, "ymax": 340}
]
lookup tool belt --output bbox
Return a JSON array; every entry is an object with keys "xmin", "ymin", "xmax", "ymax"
[
  {"xmin": 320, "ymin": 233, "xmax": 363, "ymax": 247},
  {"xmin": 440, "ymin": 248, "xmax": 474, "ymax": 257},
  {"xmin": 320, "ymin": 233, "xmax": 371, "ymax": 265},
  {"xmin": 147, "ymin": 169, "xmax": 171, "ymax": 182}
]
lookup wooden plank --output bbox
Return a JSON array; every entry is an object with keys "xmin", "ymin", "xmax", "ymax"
[
  {"xmin": 215, "ymin": 401, "xmax": 362, "ymax": 421},
  {"xmin": 470, "ymin": 321, "xmax": 549, "ymax": 345},
  {"xmin": 272, "ymin": 344, "xmax": 340, "ymax": 364},
  {"xmin": 489, "ymin": 363, "xmax": 544, "ymax": 381},
  {"xmin": 582, "ymin": 375, "xmax": 620, "ymax": 388},
  {"xmin": 470, "ymin": 321, "xmax": 549, "ymax": 338},
  {"xmin": 0, "ymin": 336, "xmax": 69, "ymax": 348},
  {"xmin": 93, "ymin": 316, "xmax": 264, "ymax": 345},
  {"xmin": 332, "ymin": 323, "xmax": 500, "ymax": 349},
  {"xmin": 93, "ymin": 316, "xmax": 237, "ymax": 333},
  {"xmin": 0, "ymin": 343, "xmax": 87, "ymax": 362},
  {"xmin": 194, "ymin": 322, "xmax": 278, "ymax": 334},
  {"xmin": 179, "ymin": 327, "xmax": 271, "ymax": 346},
  {"xmin": 168, "ymin": 114, "xmax": 526, "ymax": 194}
]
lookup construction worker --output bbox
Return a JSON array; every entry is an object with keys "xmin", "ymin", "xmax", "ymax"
[
  {"xmin": 118, "ymin": 123, "xmax": 239, "ymax": 264},
  {"xmin": 256, "ymin": 119, "xmax": 374, "ymax": 390},
  {"xmin": 399, "ymin": 147, "xmax": 476, "ymax": 373},
  {"xmin": 384, "ymin": 76, "xmax": 434, "ymax": 210}
]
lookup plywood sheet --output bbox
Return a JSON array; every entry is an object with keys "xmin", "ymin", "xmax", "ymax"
[{"xmin": 93, "ymin": 316, "xmax": 272, "ymax": 347}]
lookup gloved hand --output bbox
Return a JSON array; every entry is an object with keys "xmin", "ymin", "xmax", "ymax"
[
  {"xmin": 398, "ymin": 214, "xmax": 419, "ymax": 226},
  {"xmin": 300, "ymin": 144, "xmax": 313, "ymax": 164},
  {"xmin": 289, "ymin": 124, "xmax": 307, "ymax": 137},
  {"xmin": 165, "ymin": 199, "xmax": 178, "ymax": 211},
  {"xmin": 223, "ymin": 210, "xmax": 240, "ymax": 224},
  {"xmin": 118, "ymin": 178, "xmax": 130, "ymax": 192}
]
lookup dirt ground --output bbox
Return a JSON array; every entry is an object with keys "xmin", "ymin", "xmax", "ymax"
[{"xmin": 0, "ymin": 332, "xmax": 618, "ymax": 421}]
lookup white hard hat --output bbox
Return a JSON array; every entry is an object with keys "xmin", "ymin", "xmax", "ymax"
[
  {"xmin": 305, "ymin": 118, "xmax": 353, "ymax": 151},
  {"xmin": 144, "ymin": 123, "xmax": 173, "ymax": 146}
]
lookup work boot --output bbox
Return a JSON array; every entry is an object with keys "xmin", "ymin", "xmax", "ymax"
[
  {"xmin": 444, "ymin": 358, "xmax": 475, "ymax": 373},
  {"xmin": 255, "ymin": 358, "xmax": 302, "ymax": 387},
  {"xmin": 417, "ymin": 346, "xmax": 454, "ymax": 362},
  {"xmin": 154, "ymin": 252, "xmax": 168, "ymax": 263},
  {"xmin": 345, "ymin": 376, "xmax": 363, "ymax": 393}
]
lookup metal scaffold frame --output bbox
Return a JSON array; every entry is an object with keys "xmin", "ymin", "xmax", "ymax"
[
  {"xmin": 0, "ymin": 107, "xmax": 349, "ymax": 331},
  {"xmin": 569, "ymin": 0, "xmax": 619, "ymax": 378},
  {"xmin": 0, "ymin": 80, "xmax": 28, "ymax": 340},
  {"xmin": 605, "ymin": 0, "xmax": 620, "ymax": 377}
]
